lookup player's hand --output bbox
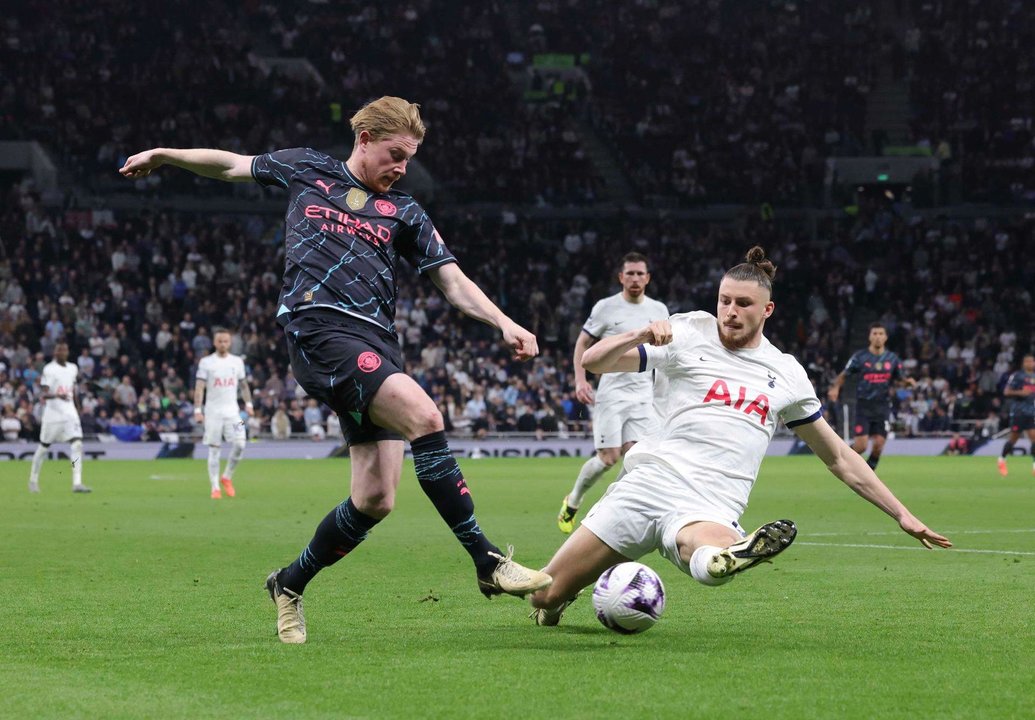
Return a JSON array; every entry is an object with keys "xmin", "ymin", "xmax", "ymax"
[
  {"xmin": 501, "ymin": 320, "xmax": 539, "ymax": 361},
  {"xmin": 193, "ymin": 409, "xmax": 204, "ymax": 423},
  {"xmin": 899, "ymin": 515, "xmax": 952, "ymax": 549},
  {"xmin": 119, "ymin": 149, "xmax": 164, "ymax": 178},
  {"xmin": 244, "ymin": 402, "xmax": 254, "ymax": 417},
  {"xmin": 638, "ymin": 319, "xmax": 672, "ymax": 346},
  {"xmin": 827, "ymin": 388, "xmax": 840, "ymax": 402},
  {"xmin": 575, "ymin": 380, "xmax": 595, "ymax": 406},
  {"xmin": 56, "ymin": 392, "xmax": 71, "ymax": 401}
]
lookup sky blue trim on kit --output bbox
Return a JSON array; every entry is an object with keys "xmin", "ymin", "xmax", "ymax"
[{"xmin": 785, "ymin": 410, "xmax": 822, "ymax": 428}]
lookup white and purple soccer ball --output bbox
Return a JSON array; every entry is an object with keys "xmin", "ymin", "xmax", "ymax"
[{"xmin": 592, "ymin": 562, "xmax": 666, "ymax": 634}]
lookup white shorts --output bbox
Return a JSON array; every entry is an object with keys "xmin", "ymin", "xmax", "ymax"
[
  {"xmin": 203, "ymin": 414, "xmax": 247, "ymax": 446},
  {"xmin": 592, "ymin": 400, "xmax": 657, "ymax": 450},
  {"xmin": 40, "ymin": 415, "xmax": 83, "ymax": 445},
  {"xmin": 581, "ymin": 462, "xmax": 745, "ymax": 577}
]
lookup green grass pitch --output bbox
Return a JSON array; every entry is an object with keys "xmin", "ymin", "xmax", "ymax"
[{"xmin": 2, "ymin": 455, "xmax": 1033, "ymax": 719}]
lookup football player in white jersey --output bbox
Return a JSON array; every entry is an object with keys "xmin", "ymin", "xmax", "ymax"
[
  {"xmin": 530, "ymin": 247, "xmax": 952, "ymax": 625},
  {"xmin": 193, "ymin": 329, "xmax": 253, "ymax": 499},
  {"xmin": 29, "ymin": 342, "xmax": 90, "ymax": 493},
  {"xmin": 557, "ymin": 252, "xmax": 670, "ymax": 533}
]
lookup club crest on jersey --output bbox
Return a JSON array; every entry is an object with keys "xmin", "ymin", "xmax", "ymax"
[
  {"xmin": 357, "ymin": 352, "xmax": 382, "ymax": 373},
  {"xmin": 375, "ymin": 199, "xmax": 397, "ymax": 216},
  {"xmin": 703, "ymin": 379, "xmax": 770, "ymax": 424},
  {"xmin": 346, "ymin": 188, "xmax": 369, "ymax": 210}
]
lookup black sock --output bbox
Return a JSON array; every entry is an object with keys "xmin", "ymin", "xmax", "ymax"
[
  {"xmin": 278, "ymin": 497, "xmax": 380, "ymax": 595},
  {"xmin": 411, "ymin": 430, "xmax": 500, "ymax": 576},
  {"xmin": 1002, "ymin": 441, "xmax": 1015, "ymax": 457},
  {"xmin": 867, "ymin": 455, "xmax": 880, "ymax": 470}
]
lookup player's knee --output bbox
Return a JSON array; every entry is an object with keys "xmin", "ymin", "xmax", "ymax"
[
  {"xmin": 354, "ymin": 491, "xmax": 394, "ymax": 519},
  {"xmin": 408, "ymin": 405, "xmax": 445, "ymax": 438},
  {"xmin": 232, "ymin": 440, "xmax": 246, "ymax": 453},
  {"xmin": 597, "ymin": 449, "xmax": 619, "ymax": 466}
]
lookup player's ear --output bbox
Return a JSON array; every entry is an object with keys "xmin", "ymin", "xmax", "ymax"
[{"xmin": 764, "ymin": 301, "xmax": 775, "ymax": 318}]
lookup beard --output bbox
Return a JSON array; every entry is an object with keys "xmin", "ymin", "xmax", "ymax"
[{"xmin": 717, "ymin": 321, "xmax": 756, "ymax": 350}]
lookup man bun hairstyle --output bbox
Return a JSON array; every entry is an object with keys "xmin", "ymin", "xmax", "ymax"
[
  {"xmin": 724, "ymin": 246, "xmax": 777, "ymax": 295},
  {"xmin": 351, "ymin": 96, "xmax": 426, "ymax": 145}
]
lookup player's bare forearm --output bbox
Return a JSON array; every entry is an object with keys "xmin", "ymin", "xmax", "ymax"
[
  {"xmin": 240, "ymin": 383, "xmax": 252, "ymax": 405},
  {"xmin": 573, "ymin": 332, "xmax": 595, "ymax": 384},
  {"xmin": 827, "ymin": 373, "xmax": 845, "ymax": 401},
  {"xmin": 582, "ymin": 330, "xmax": 646, "ymax": 374},
  {"xmin": 429, "ymin": 264, "xmax": 505, "ymax": 326},
  {"xmin": 120, "ymin": 148, "xmax": 255, "ymax": 182},
  {"xmin": 794, "ymin": 419, "xmax": 952, "ymax": 548},
  {"xmin": 193, "ymin": 382, "xmax": 205, "ymax": 411},
  {"xmin": 429, "ymin": 264, "xmax": 538, "ymax": 360},
  {"xmin": 584, "ymin": 320, "xmax": 671, "ymax": 374}
]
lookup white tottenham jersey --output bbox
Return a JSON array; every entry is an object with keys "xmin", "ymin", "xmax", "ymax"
[
  {"xmin": 624, "ymin": 311, "xmax": 822, "ymax": 517},
  {"xmin": 196, "ymin": 353, "xmax": 246, "ymax": 415},
  {"xmin": 583, "ymin": 293, "xmax": 670, "ymax": 403},
  {"xmin": 40, "ymin": 361, "xmax": 79, "ymax": 420}
]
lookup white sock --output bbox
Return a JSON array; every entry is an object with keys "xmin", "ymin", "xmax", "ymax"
[
  {"xmin": 70, "ymin": 440, "xmax": 83, "ymax": 487},
  {"xmin": 568, "ymin": 455, "xmax": 610, "ymax": 508},
  {"xmin": 30, "ymin": 445, "xmax": 47, "ymax": 484},
  {"xmin": 689, "ymin": 545, "xmax": 734, "ymax": 587},
  {"xmin": 224, "ymin": 440, "xmax": 245, "ymax": 478},
  {"xmin": 207, "ymin": 446, "xmax": 221, "ymax": 490}
]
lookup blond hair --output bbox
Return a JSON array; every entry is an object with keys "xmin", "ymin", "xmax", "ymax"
[{"xmin": 350, "ymin": 96, "xmax": 426, "ymax": 145}]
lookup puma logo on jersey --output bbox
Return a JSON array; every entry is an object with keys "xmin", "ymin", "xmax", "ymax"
[
  {"xmin": 315, "ymin": 179, "xmax": 336, "ymax": 194},
  {"xmin": 703, "ymin": 379, "xmax": 770, "ymax": 424}
]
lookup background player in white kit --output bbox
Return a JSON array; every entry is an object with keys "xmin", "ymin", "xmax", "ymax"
[
  {"xmin": 530, "ymin": 247, "xmax": 952, "ymax": 625},
  {"xmin": 29, "ymin": 341, "xmax": 90, "ymax": 493},
  {"xmin": 557, "ymin": 252, "xmax": 669, "ymax": 533},
  {"xmin": 193, "ymin": 329, "xmax": 253, "ymax": 499}
]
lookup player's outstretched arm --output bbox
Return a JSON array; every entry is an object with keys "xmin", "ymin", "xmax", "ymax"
[
  {"xmin": 793, "ymin": 417, "xmax": 952, "ymax": 549},
  {"xmin": 119, "ymin": 148, "xmax": 256, "ymax": 182},
  {"xmin": 582, "ymin": 320, "xmax": 672, "ymax": 374},
  {"xmin": 193, "ymin": 380, "xmax": 206, "ymax": 424},
  {"xmin": 572, "ymin": 331, "xmax": 598, "ymax": 405},
  {"xmin": 428, "ymin": 263, "xmax": 538, "ymax": 361},
  {"xmin": 827, "ymin": 371, "xmax": 845, "ymax": 402}
]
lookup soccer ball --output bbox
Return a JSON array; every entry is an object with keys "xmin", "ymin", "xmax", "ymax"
[{"xmin": 592, "ymin": 562, "xmax": 666, "ymax": 634}]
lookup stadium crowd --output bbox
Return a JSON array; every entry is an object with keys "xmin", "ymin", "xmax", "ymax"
[
  {"xmin": 4, "ymin": 0, "xmax": 1034, "ymax": 207},
  {"xmin": 1, "ymin": 173, "xmax": 1032, "ymax": 445},
  {"xmin": 1, "ymin": 0, "xmax": 1034, "ymax": 447}
]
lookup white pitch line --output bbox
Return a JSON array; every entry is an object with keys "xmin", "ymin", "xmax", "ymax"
[
  {"xmin": 808, "ymin": 528, "xmax": 1035, "ymax": 537},
  {"xmin": 799, "ymin": 541, "xmax": 1035, "ymax": 557}
]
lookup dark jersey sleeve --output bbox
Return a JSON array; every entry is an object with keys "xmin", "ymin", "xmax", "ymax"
[
  {"xmin": 890, "ymin": 354, "xmax": 904, "ymax": 380},
  {"xmin": 394, "ymin": 208, "xmax": 457, "ymax": 275},
  {"xmin": 1006, "ymin": 372, "xmax": 1022, "ymax": 393},
  {"xmin": 843, "ymin": 351, "xmax": 862, "ymax": 376},
  {"xmin": 251, "ymin": 148, "xmax": 311, "ymax": 189}
]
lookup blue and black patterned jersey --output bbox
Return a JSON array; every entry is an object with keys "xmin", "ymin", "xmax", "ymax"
[
  {"xmin": 252, "ymin": 147, "xmax": 456, "ymax": 335},
  {"xmin": 1004, "ymin": 370, "xmax": 1035, "ymax": 417},
  {"xmin": 843, "ymin": 349, "xmax": 903, "ymax": 402}
]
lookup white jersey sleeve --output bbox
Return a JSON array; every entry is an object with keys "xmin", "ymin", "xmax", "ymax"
[{"xmin": 583, "ymin": 293, "xmax": 671, "ymax": 405}]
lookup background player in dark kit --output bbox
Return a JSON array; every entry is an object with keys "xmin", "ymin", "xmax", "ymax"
[{"xmin": 828, "ymin": 322, "xmax": 911, "ymax": 471}]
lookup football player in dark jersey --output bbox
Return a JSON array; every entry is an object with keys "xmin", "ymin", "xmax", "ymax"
[{"xmin": 121, "ymin": 97, "xmax": 551, "ymax": 643}]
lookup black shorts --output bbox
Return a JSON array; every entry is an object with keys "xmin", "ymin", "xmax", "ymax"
[
  {"xmin": 1009, "ymin": 412, "xmax": 1035, "ymax": 433},
  {"xmin": 853, "ymin": 399, "xmax": 890, "ymax": 438},
  {"xmin": 283, "ymin": 309, "xmax": 404, "ymax": 446}
]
